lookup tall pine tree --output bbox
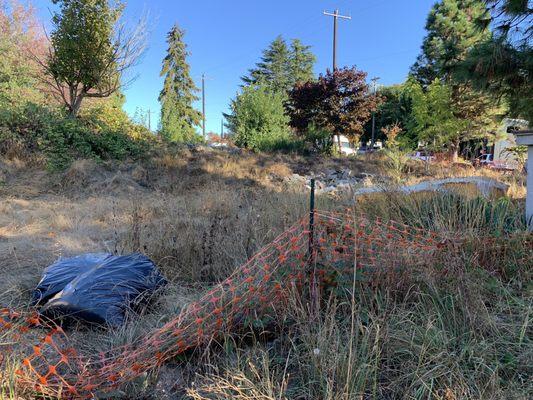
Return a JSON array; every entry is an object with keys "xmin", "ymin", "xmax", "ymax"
[
  {"xmin": 455, "ymin": 1, "xmax": 532, "ymax": 121},
  {"xmin": 411, "ymin": 0, "xmax": 491, "ymax": 85},
  {"xmin": 242, "ymin": 35, "xmax": 315, "ymax": 92},
  {"xmin": 289, "ymin": 39, "xmax": 316, "ymax": 85},
  {"xmin": 411, "ymin": 0, "xmax": 501, "ymax": 160},
  {"xmin": 159, "ymin": 24, "xmax": 201, "ymax": 142},
  {"xmin": 242, "ymin": 35, "xmax": 290, "ymax": 92}
]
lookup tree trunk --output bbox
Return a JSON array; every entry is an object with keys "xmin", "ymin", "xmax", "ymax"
[
  {"xmin": 451, "ymin": 142, "xmax": 459, "ymax": 163},
  {"xmin": 69, "ymin": 91, "xmax": 85, "ymax": 117}
]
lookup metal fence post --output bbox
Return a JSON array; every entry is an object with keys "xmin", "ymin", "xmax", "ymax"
[
  {"xmin": 308, "ymin": 178, "xmax": 319, "ymax": 316},
  {"xmin": 308, "ymin": 178, "xmax": 316, "ymax": 263}
]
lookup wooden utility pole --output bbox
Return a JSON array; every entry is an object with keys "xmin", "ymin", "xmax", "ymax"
[
  {"xmin": 324, "ymin": 9, "xmax": 351, "ymax": 154},
  {"xmin": 147, "ymin": 109, "xmax": 154, "ymax": 132},
  {"xmin": 370, "ymin": 77, "xmax": 380, "ymax": 149},
  {"xmin": 323, "ymin": 9, "xmax": 351, "ymax": 71},
  {"xmin": 221, "ymin": 118, "xmax": 224, "ymax": 138},
  {"xmin": 202, "ymin": 74, "xmax": 206, "ymax": 139}
]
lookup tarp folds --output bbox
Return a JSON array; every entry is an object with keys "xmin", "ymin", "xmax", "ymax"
[
  {"xmin": 31, "ymin": 253, "xmax": 112, "ymax": 306},
  {"xmin": 33, "ymin": 253, "xmax": 166, "ymax": 326}
]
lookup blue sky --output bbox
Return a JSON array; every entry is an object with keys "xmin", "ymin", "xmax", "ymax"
[{"xmin": 33, "ymin": 0, "xmax": 435, "ymax": 134}]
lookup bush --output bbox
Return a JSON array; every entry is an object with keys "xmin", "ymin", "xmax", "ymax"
[
  {"xmin": 382, "ymin": 148, "xmax": 410, "ymax": 181},
  {"xmin": 226, "ymin": 84, "xmax": 294, "ymax": 152},
  {"xmin": 302, "ymin": 124, "xmax": 334, "ymax": 154},
  {"xmin": 0, "ymin": 102, "xmax": 153, "ymax": 170}
]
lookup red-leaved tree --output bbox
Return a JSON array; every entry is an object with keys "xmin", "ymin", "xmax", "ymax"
[{"xmin": 287, "ymin": 67, "xmax": 381, "ymax": 152}]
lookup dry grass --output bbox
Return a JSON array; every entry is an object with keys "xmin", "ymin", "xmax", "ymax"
[{"xmin": 0, "ymin": 149, "xmax": 531, "ymax": 399}]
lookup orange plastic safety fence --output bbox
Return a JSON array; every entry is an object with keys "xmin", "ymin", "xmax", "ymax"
[{"xmin": 1, "ymin": 211, "xmax": 446, "ymax": 398}]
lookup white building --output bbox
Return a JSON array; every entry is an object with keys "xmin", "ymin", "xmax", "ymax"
[{"xmin": 493, "ymin": 118, "xmax": 529, "ymax": 167}]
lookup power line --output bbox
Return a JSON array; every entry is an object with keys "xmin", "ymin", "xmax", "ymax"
[{"xmin": 200, "ymin": 0, "xmax": 385, "ymax": 76}]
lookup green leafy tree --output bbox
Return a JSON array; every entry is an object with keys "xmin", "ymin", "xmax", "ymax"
[
  {"xmin": 158, "ymin": 24, "xmax": 202, "ymax": 142},
  {"xmin": 80, "ymin": 91, "xmax": 130, "ymax": 131},
  {"xmin": 407, "ymin": 78, "xmax": 471, "ymax": 159},
  {"xmin": 455, "ymin": 1, "xmax": 532, "ymax": 121},
  {"xmin": 225, "ymin": 83, "xmax": 291, "ymax": 151},
  {"xmin": 287, "ymin": 67, "xmax": 380, "ymax": 152},
  {"xmin": 0, "ymin": 0, "xmax": 48, "ymax": 107},
  {"xmin": 362, "ymin": 84, "xmax": 417, "ymax": 149},
  {"xmin": 242, "ymin": 35, "xmax": 315, "ymax": 92},
  {"xmin": 45, "ymin": 0, "xmax": 146, "ymax": 117}
]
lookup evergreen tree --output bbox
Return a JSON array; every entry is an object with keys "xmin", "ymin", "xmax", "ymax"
[
  {"xmin": 242, "ymin": 35, "xmax": 315, "ymax": 92},
  {"xmin": 289, "ymin": 39, "xmax": 316, "ymax": 85},
  {"xmin": 455, "ymin": 0, "xmax": 532, "ymax": 121},
  {"xmin": 159, "ymin": 24, "xmax": 202, "ymax": 142},
  {"xmin": 411, "ymin": 0, "xmax": 501, "ymax": 159},
  {"xmin": 411, "ymin": 0, "xmax": 491, "ymax": 85},
  {"xmin": 242, "ymin": 35, "xmax": 290, "ymax": 92}
]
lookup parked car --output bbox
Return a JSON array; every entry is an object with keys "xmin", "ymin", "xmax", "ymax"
[
  {"xmin": 408, "ymin": 151, "xmax": 435, "ymax": 162},
  {"xmin": 334, "ymin": 135, "xmax": 357, "ymax": 156},
  {"xmin": 474, "ymin": 154, "xmax": 493, "ymax": 167}
]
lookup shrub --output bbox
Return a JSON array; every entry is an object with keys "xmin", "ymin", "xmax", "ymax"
[
  {"xmin": 303, "ymin": 124, "xmax": 334, "ymax": 154},
  {"xmin": 382, "ymin": 148, "xmax": 410, "ymax": 181},
  {"xmin": 226, "ymin": 84, "xmax": 293, "ymax": 152},
  {"xmin": 0, "ymin": 102, "xmax": 153, "ymax": 170}
]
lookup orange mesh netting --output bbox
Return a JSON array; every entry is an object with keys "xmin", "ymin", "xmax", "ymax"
[{"xmin": 1, "ymin": 210, "xmax": 445, "ymax": 398}]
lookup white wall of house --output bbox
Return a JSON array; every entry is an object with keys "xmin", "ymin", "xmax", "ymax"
[
  {"xmin": 493, "ymin": 118, "xmax": 529, "ymax": 166},
  {"xmin": 515, "ymin": 131, "xmax": 533, "ymax": 231}
]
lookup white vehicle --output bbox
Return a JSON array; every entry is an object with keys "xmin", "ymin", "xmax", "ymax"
[
  {"xmin": 475, "ymin": 154, "xmax": 493, "ymax": 166},
  {"xmin": 334, "ymin": 135, "xmax": 357, "ymax": 156},
  {"xmin": 409, "ymin": 151, "xmax": 435, "ymax": 162}
]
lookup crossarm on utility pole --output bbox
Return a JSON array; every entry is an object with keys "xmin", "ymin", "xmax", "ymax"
[{"xmin": 323, "ymin": 11, "xmax": 352, "ymax": 19}]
